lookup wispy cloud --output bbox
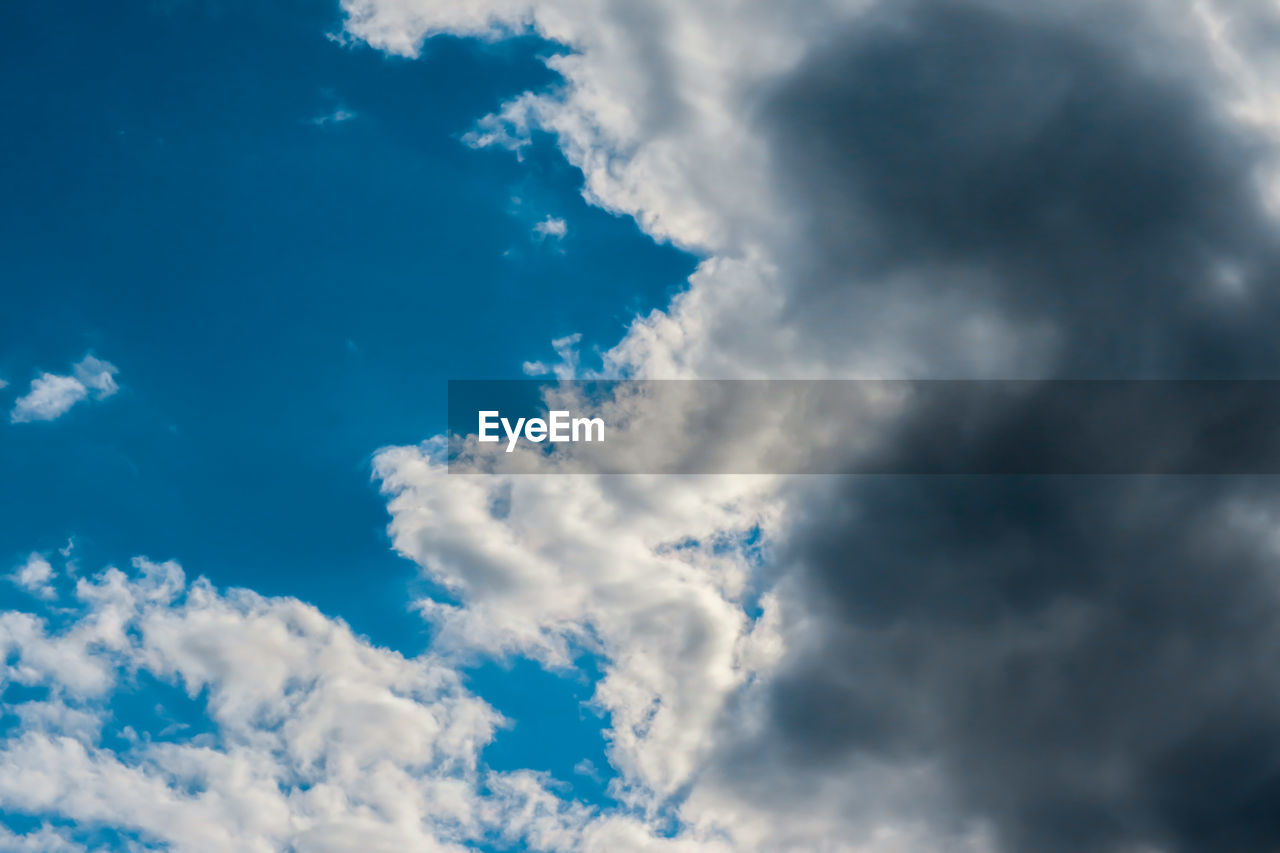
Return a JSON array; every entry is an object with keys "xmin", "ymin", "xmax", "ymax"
[
  {"xmin": 10, "ymin": 355, "xmax": 119, "ymax": 424},
  {"xmin": 309, "ymin": 107, "xmax": 357, "ymax": 127},
  {"xmin": 532, "ymin": 215, "xmax": 567, "ymax": 240},
  {"xmin": 521, "ymin": 332, "xmax": 581, "ymax": 378}
]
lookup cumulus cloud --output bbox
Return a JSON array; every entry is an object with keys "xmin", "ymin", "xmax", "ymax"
[
  {"xmin": 374, "ymin": 441, "xmax": 781, "ymax": 798},
  {"xmin": 0, "ymin": 558, "xmax": 735, "ymax": 852},
  {"xmin": 336, "ymin": 0, "xmax": 1280, "ymax": 850},
  {"xmin": 0, "ymin": 824, "xmax": 86, "ymax": 852},
  {"xmin": 8, "ymin": 553, "xmax": 56, "ymax": 600},
  {"xmin": 10, "ymin": 355, "xmax": 120, "ymax": 424},
  {"xmin": 11, "ymin": 374, "xmax": 89, "ymax": 423}
]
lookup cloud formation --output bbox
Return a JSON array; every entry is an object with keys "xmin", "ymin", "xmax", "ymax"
[
  {"xmin": 10, "ymin": 355, "xmax": 119, "ymax": 424},
  {"xmin": 342, "ymin": 0, "xmax": 1280, "ymax": 849},
  {"xmin": 534, "ymin": 216, "xmax": 568, "ymax": 240},
  {"xmin": 762, "ymin": 0, "xmax": 1280, "ymax": 379},
  {"xmin": 0, "ymin": 557, "xmax": 731, "ymax": 852},
  {"xmin": 10, "ymin": 0, "xmax": 1280, "ymax": 850},
  {"xmin": 8, "ymin": 553, "xmax": 56, "ymax": 600}
]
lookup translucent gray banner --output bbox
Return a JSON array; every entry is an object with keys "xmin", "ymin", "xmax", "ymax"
[{"xmin": 446, "ymin": 380, "xmax": 1280, "ymax": 474}]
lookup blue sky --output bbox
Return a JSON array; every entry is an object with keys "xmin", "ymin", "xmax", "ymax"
[
  {"xmin": 9, "ymin": 2, "xmax": 1280, "ymax": 851},
  {"xmin": 0, "ymin": 0, "xmax": 692, "ymax": 827}
]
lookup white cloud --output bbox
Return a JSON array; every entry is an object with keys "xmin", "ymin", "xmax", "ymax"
[
  {"xmin": 8, "ymin": 553, "xmax": 56, "ymax": 600},
  {"xmin": 10, "ymin": 355, "xmax": 120, "ymax": 424},
  {"xmin": 0, "ymin": 824, "xmax": 86, "ymax": 852},
  {"xmin": 334, "ymin": 0, "xmax": 991, "ymax": 843},
  {"xmin": 0, "ymin": 558, "xmax": 742, "ymax": 852},
  {"xmin": 11, "ymin": 373, "xmax": 88, "ymax": 423},
  {"xmin": 533, "ymin": 215, "xmax": 568, "ymax": 240},
  {"xmin": 374, "ymin": 441, "xmax": 784, "ymax": 805},
  {"xmin": 0, "ymin": 559, "xmax": 493, "ymax": 850}
]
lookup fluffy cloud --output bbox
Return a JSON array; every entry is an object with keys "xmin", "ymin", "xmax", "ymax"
[
  {"xmin": 0, "ymin": 558, "xmax": 736, "ymax": 852},
  {"xmin": 10, "ymin": 355, "xmax": 120, "ymax": 424},
  {"xmin": 8, "ymin": 553, "xmax": 56, "ymax": 600},
  {"xmin": 0, "ymin": 824, "xmax": 86, "ymax": 852},
  {"xmin": 375, "ymin": 443, "xmax": 783, "ymax": 802},
  {"xmin": 0, "ymin": 557, "xmax": 495, "ymax": 850},
  {"xmin": 340, "ymin": 0, "xmax": 1280, "ymax": 850}
]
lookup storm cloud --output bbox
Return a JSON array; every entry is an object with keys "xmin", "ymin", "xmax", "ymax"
[
  {"xmin": 759, "ymin": 476, "xmax": 1280, "ymax": 852},
  {"xmin": 764, "ymin": 0, "xmax": 1280, "ymax": 378},
  {"xmin": 725, "ymin": 2, "xmax": 1280, "ymax": 851}
]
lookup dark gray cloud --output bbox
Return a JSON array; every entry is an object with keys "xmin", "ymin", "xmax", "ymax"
[
  {"xmin": 769, "ymin": 476, "xmax": 1280, "ymax": 852},
  {"xmin": 764, "ymin": 0, "xmax": 1280, "ymax": 377},
  {"xmin": 728, "ymin": 1, "xmax": 1280, "ymax": 850}
]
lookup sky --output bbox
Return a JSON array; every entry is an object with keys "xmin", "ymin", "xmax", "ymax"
[
  {"xmin": 0, "ymin": 0, "xmax": 693, "ymax": 816},
  {"xmin": 8, "ymin": 0, "xmax": 1280, "ymax": 851},
  {"xmin": 0, "ymin": 0, "xmax": 697, "ymax": 838}
]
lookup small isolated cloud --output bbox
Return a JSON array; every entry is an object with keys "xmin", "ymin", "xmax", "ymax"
[
  {"xmin": 533, "ymin": 216, "xmax": 567, "ymax": 240},
  {"xmin": 9, "ymin": 553, "xmax": 56, "ymax": 600},
  {"xmin": 310, "ymin": 107, "xmax": 357, "ymax": 126},
  {"xmin": 12, "ymin": 374, "xmax": 88, "ymax": 423},
  {"xmin": 59, "ymin": 537, "xmax": 78, "ymax": 576},
  {"xmin": 522, "ymin": 333, "xmax": 582, "ymax": 378},
  {"xmin": 0, "ymin": 378, "xmax": 8, "ymax": 390},
  {"xmin": 573, "ymin": 759, "xmax": 604, "ymax": 782},
  {"xmin": 10, "ymin": 355, "xmax": 120, "ymax": 424}
]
